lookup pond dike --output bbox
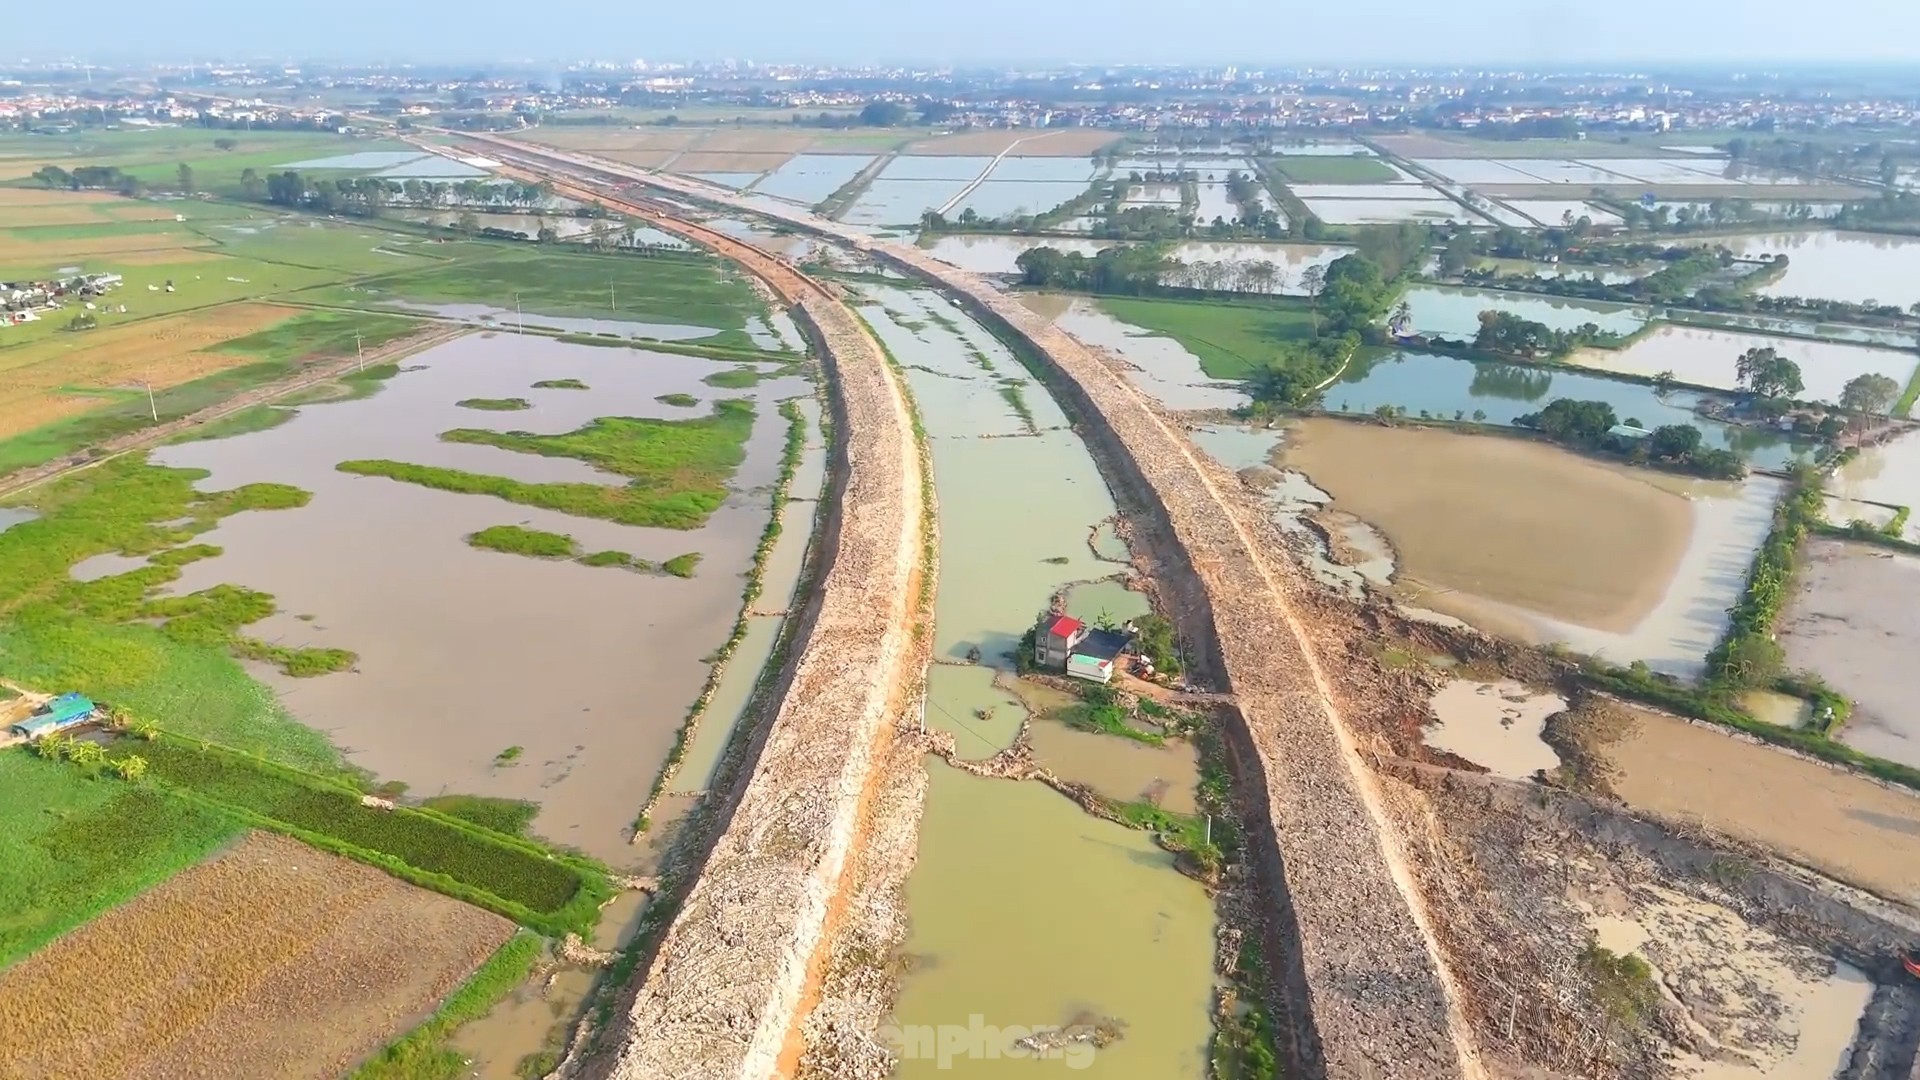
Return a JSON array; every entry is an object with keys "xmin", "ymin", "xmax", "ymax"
[
  {"xmin": 453, "ymin": 136, "xmax": 1471, "ymax": 1079},
  {"xmin": 578, "ymin": 294, "xmax": 927, "ymax": 1077}
]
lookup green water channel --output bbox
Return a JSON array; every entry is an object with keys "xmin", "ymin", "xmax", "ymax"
[{"xmin": 859, "ymin": 285, "xmax": 1219, "ymax": 1077}]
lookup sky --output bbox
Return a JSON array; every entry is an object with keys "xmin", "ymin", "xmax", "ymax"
[{"xmin": 16, "ymin": 0, "xmax": 1920, "ymax": 67}]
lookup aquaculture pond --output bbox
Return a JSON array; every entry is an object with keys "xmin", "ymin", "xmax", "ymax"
[
  {"xmin": 148, "ymin": 332, "xmax": 810, "ymax": 864},
  {"xmin": 1718, "ymin": 230, "xmax": 1920, "ymax": 309},
  {"xmin": 1322, "ymin": 350, "xmax": 1817, "ymax": 469},
  {"xmin": 1572, "ymin": 324, "xmax": 1917, "ymax": 406},
  {"xmin": 1398, "ymin": 284, "xmax": 1648, "ymax": 340},
  {"xmin": 1030, "ymin": 296, "xmax": 1249, "ymax": 412},
  {"xmin": 857, "ymin": 285, "xmax": 1218, "ymax": 1078}
]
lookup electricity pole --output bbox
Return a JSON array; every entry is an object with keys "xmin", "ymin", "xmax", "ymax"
[{"xmin": 355, "ymin": 331, "xmax": 364, "ymax": 373}]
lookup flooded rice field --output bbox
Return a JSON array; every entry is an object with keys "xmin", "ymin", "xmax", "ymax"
[
  {"xmin": 686, "ymin": 171, "xmax": 764, "ymax": 189},
  {"xmin": 1284, "ymin": 420, "xmax": 1780, "ymax": 678},
  {"xmin": 1581, "ymin": 881, "xmax": 1872, "ymax": 1080},
  {"xmin": 844, "ymin": 179, "xmax": 972, "ymax": 226},
  {"xmin": 920, "ymin": 233, "xmax": 1347, "ymax": 292},
  {"xmin": 1779, "ymin": 538, "xmax": 1920, "ymax": 771},
  {"xmin": 752, "ymin": 154, "xmax": 875, "ymax": 205},
  {"xmin": 368, "ymin": 300, "xmax": 728, "ymax": 343},
  {"xmin": 147, "ymin": 333, "xmax": 809, "ymax": 864},
  {"xmin": 1603, "ymin": 707, "xmax": 1920, "ymax": 906},
  {"xmin": 1033, "ymin": 296, "xmax": 1249, "ymax": 411},
  {"xmin": 1399, "ymin": 284, "xmax": 1648, "ymax": 340},
  {"xmin": 1300, "ymin": 197, "xmax": 1474, "ymax": 224},
  {"xmin": 1572, "ymin": 324, "xmax": 1918, "ymax": 406},
  {"xmin": 1424, "ymin": 679, "xmax": 1565, "ymax": 779},
  {"xmin": 1669, "ymin": 309, "xmax": 1916, "ymax": 348},
  {"xmin": 880, "ymin": 155, "xmax": 999, "ymax": 182},
  {"xmin": 1324, "ymin": 351, "xmax": 1815, "ymax": 470},
  {"xmin": 1120, "ymin": 181, "xmax": 1185, "ymax": 207},
  {"xmin": 856, "ymin": 285, "xmax": 1219, "ymax": 1077},
  {"xmin": 984, "ymin": 157, "xmax": 1100, "ymax": 183},
  {"xmin": 1504, "ymin": 199, "xmax": 1623, "ymax": 226},
  {"xmin": 950, "ymin": 179, "xmax": 1091, "ymax": 220},
  {"xmin": 1829, "ymin": 431, "xmax": 1920, "ymax": 542},
  {"xmin": 1716, "ymin": 230, "xmax": 1920, "ymax": 309}
]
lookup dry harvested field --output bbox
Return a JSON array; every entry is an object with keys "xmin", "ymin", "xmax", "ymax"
[
  {"xmin": 693, "ymin": 129, "xmax": 823, "ymax": 154},
  {"xmin": 0, "ymin": 229, "xmax": 212, "ymax": 266},
  {"xmin": 0, "ymin": 831, "xmax": 514, "ymax": 1080},
  {"xmin": 101, "ymin": 247, "xmax": 231, "ymax": 267},
  {"xmin": 1283, "ymin": 420, "xmax": 1690, "ymax": 632},
  {"xmin": 907, "ymin": 128, "xmax": 1123, "ymax": 156},
  {"xmin": 1597, "ymin": 707, "xmax": 1920, "ymax": 906},
  {"xmin": 507, "ymin": 127, "xmax": 706, "ymax": 153},
  {"xmin": 595, "ymin": 149, "xmax": 680, "ymax": 169},
  {"xmin": 0, "ymin": 302, "xmax": 296, "ymax": 437},
  {"xmin": 667, "ymin": 150, "xmax": 794, "ymax": 174}
]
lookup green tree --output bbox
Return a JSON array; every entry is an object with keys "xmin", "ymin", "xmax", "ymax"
[
  {"xmin": 176, "ymin": 163, "xmax": 195, "ymax": 194},
  {"xmin": 859, "ymin": 101, "xmax": 909, "ymax": 126},
  {"xmin": 1735, "ymin": 347, "xmax": 1803, "ymax": 400},
  {"xmin": 213, "ymin": 137, "xmax": 238, "ymax": 151},
  {"xmin": 1647, "ymin": 424, "xmax": 1703, "ymax": 461},
  {"xmin": 1839, "ymin": 372, "xmax": 1900, "ymax": 419}
]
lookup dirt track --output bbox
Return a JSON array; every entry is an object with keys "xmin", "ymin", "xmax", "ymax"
[
  {"xmin": 484, "ymin": 156, "xmax": 932, "ymax": 1080},
  {"xmin": 467, "ymin": 135, "xmax": 1474, "ymax": 1079}
]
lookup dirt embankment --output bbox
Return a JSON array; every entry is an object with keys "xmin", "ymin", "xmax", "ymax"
[{"xmin": 576, "ymin": 291, "xmax": 926, "ymax": 1079}]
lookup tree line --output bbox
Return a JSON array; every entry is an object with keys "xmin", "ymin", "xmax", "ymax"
[{"xmin": 1514, "ymin": 398, "xmax": 1745, "ymax": 479}]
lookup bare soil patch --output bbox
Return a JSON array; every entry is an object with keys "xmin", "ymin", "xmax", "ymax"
[
  {"xmin": 667, "ymin": 151, "xmax": 794, "ymax": 174},
  {"xmin": 0, "ymin": 831, "xmax": 514, "ymax": 1079},
  {"xmin": 0, "ymin": 302, "xmax": 299, "ymax": 438},
  {"xmin": 695, "ymin": 130, "xmax": 823, "ymax": 154},
  {"xmin": 1778, "ymin": 538, "xmax": 1920, "ymax": 770},
  {"xmin": 1599, "ymin": 706, "xmax": 1920, "ymax": 907},
  {"xmin": 1283, "ymin": 420, "xmax": 1691, "ymax": 632}
]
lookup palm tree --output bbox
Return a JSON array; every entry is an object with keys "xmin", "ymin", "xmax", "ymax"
[{"xmin": 1390, "ymin": 299, "xmax": 1413, "ymax": 335}]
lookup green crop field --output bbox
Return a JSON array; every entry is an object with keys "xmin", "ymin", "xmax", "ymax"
[
  {"xmin": 0, "ymin": 751, "xmax": 240, "ymax": 971},
  {"xmin": 1271, "ymin": 156, "xmax": 1403, "ymax": 184},
  {"xmin": 210, "ymin": 309, "xmax": 420, "ymax": 364},
  {"xmin": 1096, "ymin": 296, "xmax": 1319, "ymax": 380},
  {"xmin": 199, "ymin": 218, "xmax": 445, "ymax": 275}
]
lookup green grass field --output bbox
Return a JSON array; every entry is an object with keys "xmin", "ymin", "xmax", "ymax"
[
  {"xmin": 198, "ymin": 218, "xmax": 444, "ymax": 274},
  {"xmin": 0, "ymin": 751, "xmax": 240, "ymax": 971},
  {"xmin": 1271, "ymin": 156, "xmax": 1403, "ymax": 184},
  {"xmin": 1095, "ymin": 296, "xmax": 1319, "ymax": 380},
  {"xmin": 302, "ymin": 248, "xmax": 766, "ymax": 335},
  {"xmin": 339, "ymin": 399, "xmax": 755, "ymax": 530}
]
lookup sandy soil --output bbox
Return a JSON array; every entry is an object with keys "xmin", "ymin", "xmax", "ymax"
[
  {"xmin": 1284, "ymin": 420, "xmax": 1692, "ymax": 633},
  {"xmin": 0, "ymin": 831, "xmax": 514, "ymax": 1079},
  {"xmin": 905, "ymin": 129, "xmax": 1122, "ymax": 156},
  {"xmin": 1778, "ymin": 538, "xmax": 1920, "ymax": 771},
  {"xmin": 0, "ymin": 301, "xmax": 298, "ymax": 438},
  {"xmin": 1603, "ymin": 707, "xmax": 1920, "ymax": 907},
  {"xmin": 666, "ymin": 151, "xmax": 794, "ymax": 174}
]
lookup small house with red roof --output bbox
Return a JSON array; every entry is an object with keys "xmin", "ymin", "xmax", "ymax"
[{"xmin": 1032, "ymin": 611, "xmax": 1134, "ymax": 685}]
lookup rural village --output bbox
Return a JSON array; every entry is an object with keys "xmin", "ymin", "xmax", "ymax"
[{"xmin": 4, "ymin": 38, "xmax": 1920, "ymax": 1080}]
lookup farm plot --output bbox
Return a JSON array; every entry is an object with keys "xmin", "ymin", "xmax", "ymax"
[
  {"xmin": 667, "ymin": 151, "xmax": 794, "ymax": 175},
  {"xmin": 0, "ymin": 221, "xmax": 214, "ymax": 266},
  {"xmin": 754, "ymin": 154, "xmax": 877, "ymax": 204},
  {"xmin": 0, "ymin": 831, "xmax": 515, "ymax": 1079},
  {"xmin": 0, "ymin": 302, "xmax": 300, "ymax": 439},
  {"xmin": 906, "ymin": 129, "xmax": 1121, "ymax": 156}
]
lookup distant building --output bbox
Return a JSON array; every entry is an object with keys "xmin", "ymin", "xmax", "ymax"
[
  {"xmin": 10, "ymin": 692, "xmax": 97, "ymax": 739},
  {"xmin": 1032, "ymin": 613, "xmax": 1134, "ymax": 685}
]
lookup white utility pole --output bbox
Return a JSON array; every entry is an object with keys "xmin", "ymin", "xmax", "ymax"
[
  {"xmin": 355, "ymin": 331, "xmax": 364, "ymax": 373},
  {"xmin": 144, "ymin": 380, "xmax": 158, "ymax": 422},
  {"xmin": 515, "ymin": 293, "xmax": 523, "ymax": 334}
]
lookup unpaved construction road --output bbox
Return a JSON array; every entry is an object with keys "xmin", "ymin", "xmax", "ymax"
[{"xmin": 467, "ymin": 135, "xmax": 1477, "ymax": 1080}]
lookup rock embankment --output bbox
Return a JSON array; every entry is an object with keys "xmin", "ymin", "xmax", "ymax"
[{"xmin": 582, "ymin": 292, "xmax": 925, "ymax": 1079}]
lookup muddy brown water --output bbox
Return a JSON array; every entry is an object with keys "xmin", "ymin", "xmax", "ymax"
[
  {"xmin": 1778, "ymin": 538, "xmax": 1920, "ymax": 772},
  {"xmin": 148, "ymin": 333, "xmax": 808, "ymax": 864}
]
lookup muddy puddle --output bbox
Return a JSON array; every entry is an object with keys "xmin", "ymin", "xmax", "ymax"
[
  {"xmin": 860, "ymin": 285, "xmax": 1219, "ymax": 1076},
  {"xmin": 1424, "ymin": 679, "xmax": 1564, "ymax": 779},
  {"xmin": 148, "ymin": 334, "xmax": 807, "ymax": 864},
  {"xmin": 1582, "ymin": 882, "xmax": 1871, "ymax": 1079},
  {"xmin": 1830, "ymin": 431, "xmax": 1920, "ymax": 543},
  {"xmin": 1030, "ymin": 297, "xmax": 1249, "ymax": 411},
  {"xmin": 1779, "ymin": 538, "xmax": 1920, "ymax": 771}
]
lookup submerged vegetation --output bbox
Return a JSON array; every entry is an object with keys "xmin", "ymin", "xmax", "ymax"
[
  {"xmin": 340, "ymin": 400, "xmax": 755, "ymax": 529},
  {"xmin": 532, "ymin": 378, "xmax": 589, "ymax": 390},
  {"xmin": 455, "ymin": 397, "xmax": 532, "ymax": 411}
]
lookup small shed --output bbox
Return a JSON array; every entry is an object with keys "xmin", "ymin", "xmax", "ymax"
[
  {"xmin": 10, "ymin": 693, "xmax": 96, "ymax": 739},
  {"xmin": 1065, "ymin": 627, "xmax": 1133, "ymax": 685}
]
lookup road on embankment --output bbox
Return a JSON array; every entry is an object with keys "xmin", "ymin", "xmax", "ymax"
[
  {"xmin": 464, "ymin": 134, "xmax": 1481, "ymax": 1080},
  {"xmin": 470, "ymin": 151, "xmax": 933, "ymax": 1080}
]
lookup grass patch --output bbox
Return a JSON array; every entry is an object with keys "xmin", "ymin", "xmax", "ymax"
[
  {"xmin": 0, "ymin": 751, "xmax": 240, "ymax": 971},
  {"xmin": 167, "ymin": 404, "xmax": 295, "ymax": 444},
  {"xmin": 0, "ymin": 455, "xmax": 345, "ymax": 770},
  {"xmin": 455, "ymin": 397, "xmax": 531, "ymax": 412},
  {"xmin": 132, "ymin": 734, "xmax": 607, "ymax": 934},
  {"xmin": 278, "ymin": 362, "xmax": 403, "ymax": 406},
  {"xmin": 531, "ymin": 378, "xmax": 588, "ymax": 390},
  {"xmin": 1271, "ymin": 155, "xmax": 1403, "ymax": 184},
  {"xmin": 577, "ymin": 549, "xmax": 635, "ymax": 568},
  {"xmin": 1582, "ymin": 943, "xmax": 1661, "ymax": 1030},
  {"xmin": 1054, "ymin": 684, "xmax": 1165, "ymax": 746},
  {"xmin": 662, "ymin": 552, "xmax": 701, "ymax": 578},
  {"xmin": 702, "ymin": 365, "xmax": 767, "ymax": 388},
  {"xmin": 1093, "ymin": 295, "xmax": 1318, "ymax": 381},
  {"xmin": 467, "ymin": 525, "xmax": 574, "ymax": 558},
  {"xmin": 420, "ymin": 794, "xmax": 540, "ymax": 837},
  {"xmin": 338, "ymin": 400, "xmax": 754, "ymax": 529},
  {"xmin": 656, "ymin": 393, "xmax": 698, "ymax": 407},
  {"xmin": 210, "ymin": 309, "xmax": 420, "ymax": 365},
  {"xmin": 347, "ymin": 931, "xmax": 546, "ymax": 1080}
]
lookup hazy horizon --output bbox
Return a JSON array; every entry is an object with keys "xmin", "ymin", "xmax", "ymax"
[{"xmin": 10, "ymin": 0, "xmax": 1920, "ymax": 68}]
